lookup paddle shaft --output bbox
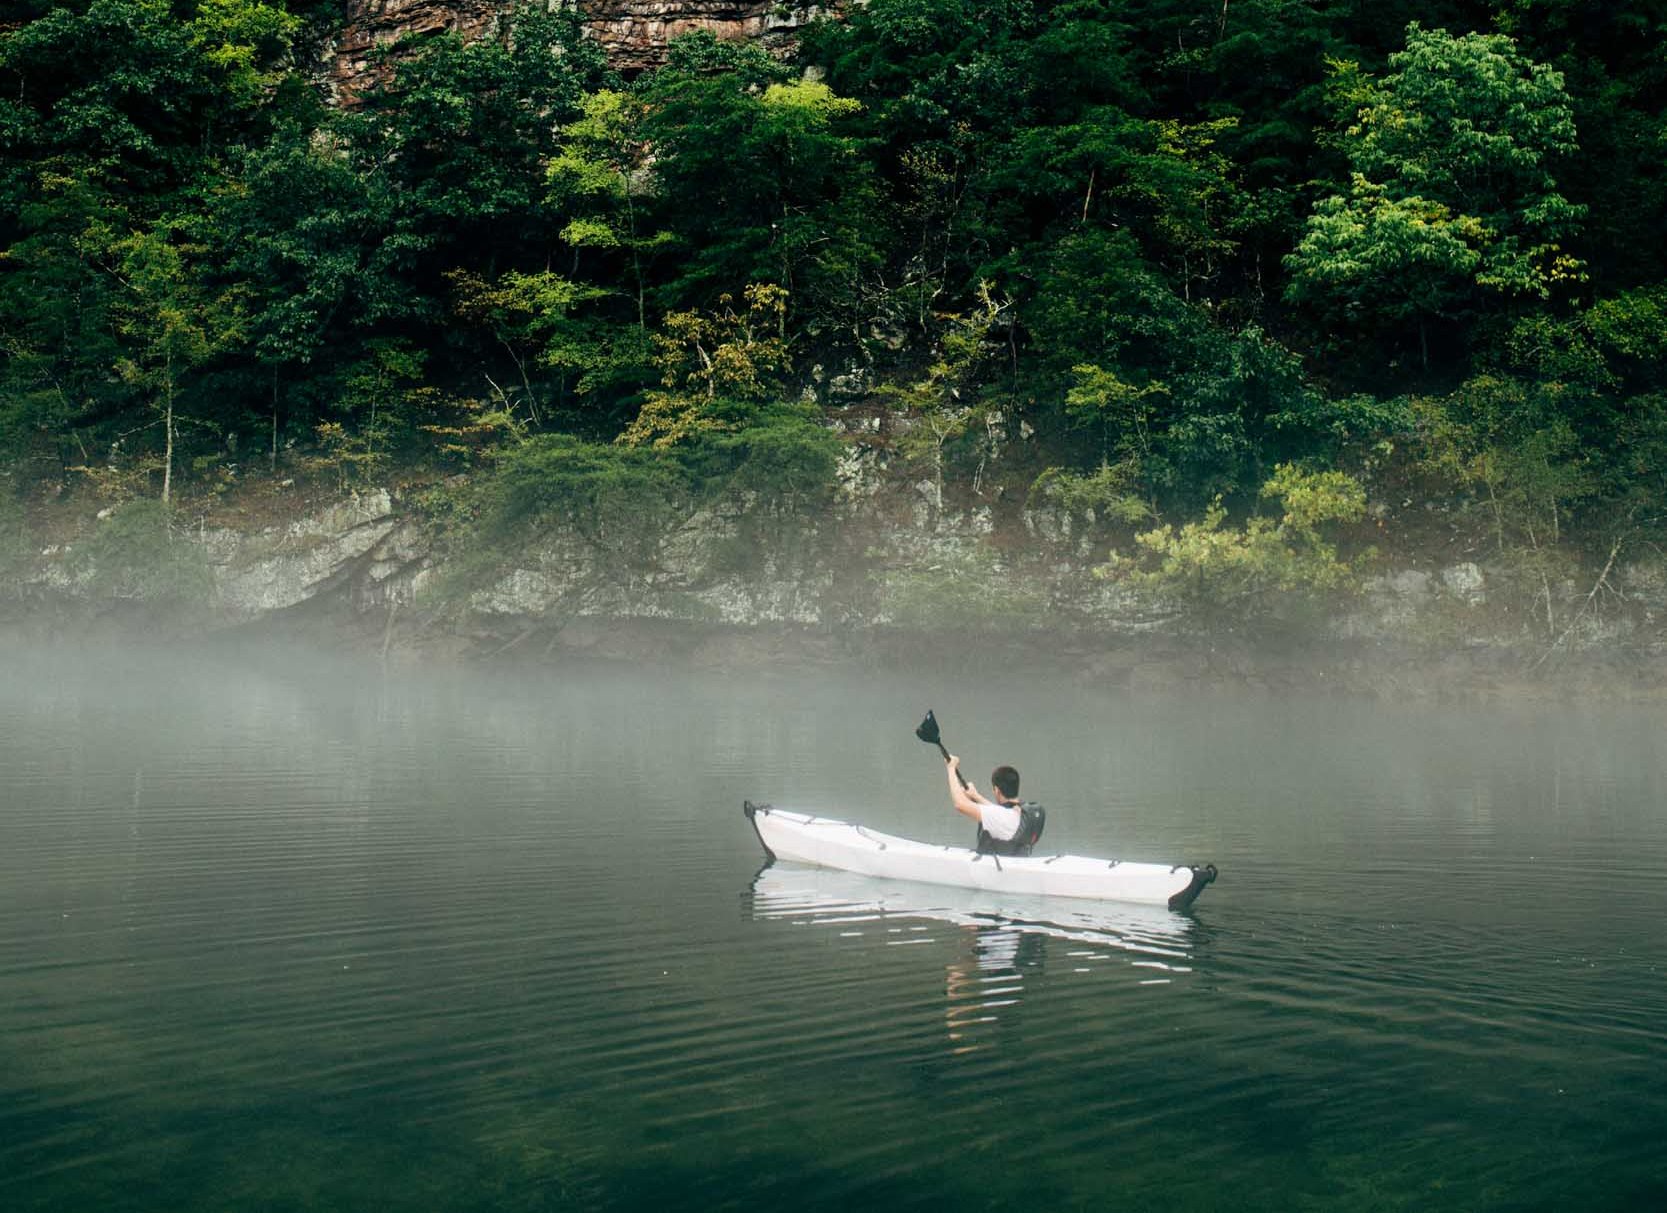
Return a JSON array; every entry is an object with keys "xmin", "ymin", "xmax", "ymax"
[{"xmin": 935, "ymin": 739, "xmax": 970, "ymax": 789}]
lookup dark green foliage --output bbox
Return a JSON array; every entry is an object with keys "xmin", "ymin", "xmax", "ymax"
[
  {"xmin": 1285, "ymin": 23, "xmax": 1584, "ymax": 374},
  {"xmin": 682, "ymin": 399, "xmax": 843, "ymax": 515},
  {"xmin": 0, "ymin": 0, "xmax": 294, "ymax": 199},
  {"xmin": 637, "ymin": 40, "xmax": 882, "ymax": 327},
  {"xmin": 4, "ymin": 0, "xmax": 1667, "ymax": 591},
  {"xmin": 1019, "ymin": 230, "xmax": 1322, "ymax": 508},
  {"xmin": 482, "ymin": 432, "xmax": 685, "ymax": 551},
  {"xmin": 0, "ymin": 0, "xmax": 294, "ymax": 479},
  {"xmin": 449, "ymin": 401, "xmax": 840, "ymax": 594},
  {"xmin": 344, "ymin": 5, "xmax": 610, "ymax": 274}
]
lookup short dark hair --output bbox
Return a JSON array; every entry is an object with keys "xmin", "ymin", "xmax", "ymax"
[{"xmin": 991, "ymin": 765, "xmax": 1020, "ymax": 799}]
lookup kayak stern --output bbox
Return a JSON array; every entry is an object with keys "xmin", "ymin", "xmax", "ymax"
[{"xmin": 1166, "ymin": 863, "xmax": 1218, "ymax": 911}]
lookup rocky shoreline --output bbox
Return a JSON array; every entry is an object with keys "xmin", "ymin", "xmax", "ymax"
[
  {"xmin": 10, "ymin": 425, "xmax": 1667, "ymax": 703},
  {"xmin": 8, "ymin": 483, "xmax": 1667, "ymax": 703}
]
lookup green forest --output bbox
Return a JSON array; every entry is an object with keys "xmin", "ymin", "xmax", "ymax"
[{"xmin": 4, "ymin": 0, "xmax": 1667, "ymax": 615}]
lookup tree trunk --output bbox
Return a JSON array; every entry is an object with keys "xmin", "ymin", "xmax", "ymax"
[
  {"xmin": 161, "ymin": 351, "xmax": 174, "ymax": 507},
  {"xmin": 626, "ymin": 189, "xmax": 646, "ymax": 333},
  {"xmin": 270, "ymin": 369, "xmax": 279, "ymax": 474}
]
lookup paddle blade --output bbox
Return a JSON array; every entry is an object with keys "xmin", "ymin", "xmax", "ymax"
[{"xmin": 914, "ymin": 710, "xmax": 941, "ymax": 746}]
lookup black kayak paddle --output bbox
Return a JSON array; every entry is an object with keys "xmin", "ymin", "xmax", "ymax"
[{"xmin": 916, "ymin": 709, "xmax": 969, "ymax": 788}]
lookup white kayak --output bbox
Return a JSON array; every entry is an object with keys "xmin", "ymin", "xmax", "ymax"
[
  {"xmin": 749, "ymin": 863, "xmax": 1197, "ymax": 953},
  {"xmin": 744, "ymin": 802, "xmax": 1217, "ymax": 910}
]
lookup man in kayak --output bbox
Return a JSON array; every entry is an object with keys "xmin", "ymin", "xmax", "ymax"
[{"xmin": 945, "ymin": 755, "xmax": 1044, "ymax": 856}]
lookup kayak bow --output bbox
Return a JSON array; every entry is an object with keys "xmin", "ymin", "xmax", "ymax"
[{"xmin": 743, "ymin": 801, "xmax": 1216, "ymax": 911}]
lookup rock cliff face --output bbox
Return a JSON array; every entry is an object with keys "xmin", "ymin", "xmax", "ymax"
[
  {"xmin": 14, "ymin": 411, "xmax": 1667, "ymax": 696},
  {"xmin": 327, "ymin": 0, "xmax": 502, "ymax": 102},
  {"xmin": 584, "ymin": 0, "xmax": 829, "ymax": 73},
  {"xmin": 325, "ymin": 0, "xmax": 832, "ymax": 100}
]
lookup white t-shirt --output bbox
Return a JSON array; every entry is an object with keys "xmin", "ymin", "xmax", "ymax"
[{"xmin": 978, "ymin": 801, "xmax": 1022, "ymax": 841}]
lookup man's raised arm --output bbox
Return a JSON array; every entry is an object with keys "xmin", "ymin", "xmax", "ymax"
[{"xmin": 946, "ymin": 754, "xmax": 990, "ymax": 821}]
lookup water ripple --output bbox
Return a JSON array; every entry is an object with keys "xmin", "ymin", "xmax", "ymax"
[{"xmin": 6, "ymin": 652, "xmax": 1667, "ymax": 1211}]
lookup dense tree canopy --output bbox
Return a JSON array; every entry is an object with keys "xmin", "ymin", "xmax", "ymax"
[{"xmin": 4, "ymin": 0, "xmax": 1667, "ymax": 589}]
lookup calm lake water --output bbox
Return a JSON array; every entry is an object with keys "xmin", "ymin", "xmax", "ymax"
[{"xmin": 3, "ymin": 643, "xmax": 1665, "ymax": 1211}]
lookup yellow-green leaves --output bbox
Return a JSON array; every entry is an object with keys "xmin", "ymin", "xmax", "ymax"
[
  {"xmin": 621, "ymin": 284, "xmax": 792, "ymax": 449},
  {"xmin": 1350, "ymin": 23, "xmax": 1578, "ymax": 205},
  {"xmin": 188, "ymin": 0, "xmax": 298, "ymax": 108},
  {"xmin": 760, "ymin": 80, "xmax": 864, "ymax": 120},
  {"xmin": 1286, "ymin": 176, "xmax": 1483, "ymax": 322},
  {"xmin": 654, "ymin": 283, "xmax": 790, "ymax": 403},
  {"xmin": 549, "ymin": 91, "xmax": 642, "ymax": 203},
  {"xmin": 1259, "ymin": 463, "xmax": 1366, "ymax": 537},
  {"xmin": 1109, "ymin": 466, "xmax": 1369, "ymax": 627}
]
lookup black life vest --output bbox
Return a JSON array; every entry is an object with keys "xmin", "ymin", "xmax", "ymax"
[{"xmin": 975, "ymin": 801, "xmax": 1046, "ymax": 857}]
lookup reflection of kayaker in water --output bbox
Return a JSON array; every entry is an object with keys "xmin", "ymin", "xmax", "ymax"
[
  {"xmin": 945, "ymin": 755, "xmax": 1046, "ymax": 857},
  {"xmin": 944, "ymin": 924, "xmax": 1047, "ymax": 1053}
]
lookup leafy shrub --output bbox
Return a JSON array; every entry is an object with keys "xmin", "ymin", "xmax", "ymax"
[
  {"xmin": 441, "ymin": 394, "xmax": 845, "ymax": 596},
  {"xmin": 1412, "ymin": 376, "xmax": 1595, "ymax": 555},
  {"xmin": 621, "ymin": 285, "xmax": 792, "ymax": 449},
  {"xmin": 1027, "ymin": 463, "xmax": 1153, "ymax": 534},
  {"xmin": 482, "ymin": 433, "xmax": 687, "ymax": 554},
  {"xmin": 1107, "ymin": 465, "xmax": 1367, "ymax": 629},
  {"xmin": 75, "ymin": 500, "xmax": 214, "ymax": 606},
  {"xmin": 680, "ymin": 399, "xmax": 842, "ymax": 515}
]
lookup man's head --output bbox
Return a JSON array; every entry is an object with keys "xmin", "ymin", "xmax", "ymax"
[{"xmin": 990, "ymin": 765, "xmax": 1020, "ymax": 802}]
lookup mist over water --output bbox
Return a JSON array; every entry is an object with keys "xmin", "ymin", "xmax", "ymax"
[{"xmin": 3, "ymin": 643, "xmax": 1665, "ymax": 1210}]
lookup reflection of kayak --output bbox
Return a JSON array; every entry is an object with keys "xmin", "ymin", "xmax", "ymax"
[
  {"xmin": 748, "ymin": 863, "xmax": 1195, "ymax": 957},
  {"xmin": 743, "ymin": 802, "xmax": 1217, "ymax": 910}
]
